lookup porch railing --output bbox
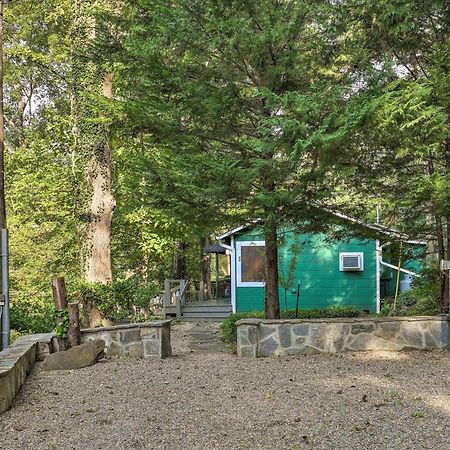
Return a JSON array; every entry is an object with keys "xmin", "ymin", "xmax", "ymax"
[{"xmin": 163, "ymin": 279, "xmax": 189, "ymax": 320}]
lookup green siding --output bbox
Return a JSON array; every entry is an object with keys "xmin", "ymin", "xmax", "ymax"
[{"xmin": 235, "ymin": 230, "xmax": 377, "ymax": 313}]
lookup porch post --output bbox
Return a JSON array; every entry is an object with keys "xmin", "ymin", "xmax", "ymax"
[{"xmin": 215, "ymin": 253, "xmax": 219, "ymax": 299}]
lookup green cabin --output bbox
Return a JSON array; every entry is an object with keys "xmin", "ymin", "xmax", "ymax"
[{"xmin": 217, "ymin": 223, "xmax": 424, "ymax": 315}]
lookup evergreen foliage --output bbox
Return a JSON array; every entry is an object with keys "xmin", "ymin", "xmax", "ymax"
[{"xmin": 2, "ymin": 0, "xmax": 449, "ymax": 330}]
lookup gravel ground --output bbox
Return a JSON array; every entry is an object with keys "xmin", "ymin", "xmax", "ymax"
[{"xmin": 0, "ymin": 322, "xmax": 449, "ymax": 450}]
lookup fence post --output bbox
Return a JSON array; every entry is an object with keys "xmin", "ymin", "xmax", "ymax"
[{"xmin": 52, "ymin": 277, "xmax": 68, "ymax": 351}]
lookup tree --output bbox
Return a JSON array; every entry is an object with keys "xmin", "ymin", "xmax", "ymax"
[
  {"xmin": 115, "ymin": 0, "xmax": 360, "ymax": 318},
  {"xmin": 340, "ymin": 0, "xmax": 450, "ymax": 310}
]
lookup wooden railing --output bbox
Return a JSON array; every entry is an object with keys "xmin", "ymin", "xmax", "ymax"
[{"xmin": 163, "ymin": 279, "xmax": 189, "ymax": 320}]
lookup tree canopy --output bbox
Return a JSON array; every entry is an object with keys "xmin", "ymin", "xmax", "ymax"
[{"xmin": 2, "ymin": 0, "xmax": 449, "ymax": 329}]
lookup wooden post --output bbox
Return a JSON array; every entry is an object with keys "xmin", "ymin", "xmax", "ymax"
[
  {"xmin": 68, "ymin": 303, "xmax": 81, "ymax": 347},
  {"xmin": 176, "ymin": 280, "xmax": 183, "ymax": 320},
  {"xmin": 163, "ymin": 279, "xmax": 170, "ymax": 319},
  {"xmin": 215, "ymin": 253, "xmax": 220, "ymax": 299},
  {"xmin": 52, "ymin": 277, "xmax": 68, "ymax": 351},
  {"xmin": 52, "ymin": 277, "xmax": 68, "ymax": 312}
]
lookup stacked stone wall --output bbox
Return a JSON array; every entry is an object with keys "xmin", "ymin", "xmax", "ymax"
[
  {"xmin": 0, "ymin": 333, "xmax": 53, "ymax": 413},
  {"xmin": 237, "ymin": 316, "xmax": 449, "ymax": 357},
  {"xmin": 80, "ymin": 320, "xmax": 172, "ymax": 359}
]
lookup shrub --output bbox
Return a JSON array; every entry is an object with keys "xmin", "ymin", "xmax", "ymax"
[
  {"xmin": 10, "ymin": 329, "xmax": 24, "ymax": 343},
  {"xmin": 73, "ymin": 277, "xmax": 160, "ymax": 324},
  {"xmin": 379, "ymin": 265, "xmax": 440, "ymax": 317},
  {"xmin": 282, "ymin": 305, "xmax": 360, "ymax": 319},
  {"xmin": 220, "ymin": 311, "xmax": 265, "ymax": 344},
  {"xmin": 10, "ymin": 294, "xmax": 55, "ymax": 333},
  {"xmin": 220, "ymin": 306, "xmax": 361, "ymax": 344}
]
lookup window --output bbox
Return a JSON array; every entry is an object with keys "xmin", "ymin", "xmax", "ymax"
[
  {"xmin": 339, "ymin": 252, "xmax": 364, "ymax": 271},
  {"xmin": 237, "ymin": 241, "xmax": 265, "ymax": 287}
]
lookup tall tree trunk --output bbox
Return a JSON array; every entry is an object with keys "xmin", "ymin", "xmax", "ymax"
[
  {"xmin": 200, "ymin": 237, "xmax": 213, "ymax": 300},
  {"xmin": 71, "ymin": 1, "xmax": 116, "ymax": 326},
  {"xmin": 173, "ymin": 239, "xmax": 187, "ymax": 280},
  {"xmin": 264, "ymin": 214, "xmax": 280, "ymax": 319},
  {"xmin": 82, "ymin": 73, "xmax": 115, "ymax": 284},
  {"xmin": 428, "ymin": 155, "xmax": 448, "ymax": 312},
  {"xmin": 79, "ymin": 73, "xmax": 115, "ymax": 327},
  {"xmin": 435, "ymin": 214, "xmax": 448, "ymax": 312}
]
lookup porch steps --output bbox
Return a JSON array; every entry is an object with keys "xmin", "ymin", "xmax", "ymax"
[{"xmin": 165, "ymin": 302, "xmax": 232, "ymax": 321}]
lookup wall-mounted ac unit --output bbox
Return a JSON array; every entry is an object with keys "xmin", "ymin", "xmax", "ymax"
[{"xmin": 339, "ymin": 252, "xmax": 364, "ymax": 271}]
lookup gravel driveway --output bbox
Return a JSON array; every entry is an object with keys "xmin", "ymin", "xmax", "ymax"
[{"xmin": 0, "ymin": 322, "xmax": 449, "ymax": 450}]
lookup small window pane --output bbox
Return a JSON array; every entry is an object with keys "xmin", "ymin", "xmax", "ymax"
[{"xmin": 241, "ymin": 245, "xmax": 265, "ymax": 282}]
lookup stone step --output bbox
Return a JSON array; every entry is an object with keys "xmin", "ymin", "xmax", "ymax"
[
  {"xmin": 185, "ymin": 326, "xmax": 226, "ymax": 352},
  {"xmin": 182, "ymin": 311, "xmax": 231, "ymax": 321},
  {"xmin": 182, "ymin": 305, "xmax": 232, "ymax": 313}
]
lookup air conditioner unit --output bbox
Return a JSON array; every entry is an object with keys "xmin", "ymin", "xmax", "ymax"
[{"xmin": 340, "ymin": 252, "xmax": 364, "ymax": 271}]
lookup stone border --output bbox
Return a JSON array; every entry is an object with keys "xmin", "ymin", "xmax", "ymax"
[
  {"xmin": 237, "ymin": 316, "xmax": 450, "ymax": 357},
  {"xmin": 0, "ymin": 333, "xmax": 53, "ymax": 414},
  {"xmin": 80, "ymin": 320, "xmax": 172, "ymax": 359}
]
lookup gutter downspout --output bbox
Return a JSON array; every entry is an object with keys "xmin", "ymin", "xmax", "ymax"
[
  {"xmin": 376, "ymin": 240, "xmax": 381, "ymax": 314},
  {"xmin": 377, "ymin": 241, "xmax": 421, "ymax": 314},
  {"xmin": 379, "ymin": 260, "xmax": 420, "ymax": 277},
  {"xmin": 378, "ymin": 241, "xmax": 421, "ymax": 277},
  {"xmin": 218, "ymin": 236, "xmax": 236, "ymax": 313}
]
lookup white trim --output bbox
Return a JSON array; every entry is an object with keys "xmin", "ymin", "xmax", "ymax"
[
  {"xmin": 376, "ymin": 241, "xmax": 381, "ymax": 313},
  {"xmin": 339, "ymin": 252, "xmax": 364, "ymax": 271},
  {"xmin": 217, "ymin": 220, "xmax": 262, "ymax": 241},
  {"xmin": 380, "ymin": 260, "xmax": 421, "ymax": 277},
  {"xmin": 218, "ymin": 236, "xmax": 237, "ymax": 313},
  {"xmin": 236, "ymin": 241, "xmax": 266, "ymax": 287},
  {"xmin": 230, "ymin": 236, "xmax": 236, "ymax": 313}
]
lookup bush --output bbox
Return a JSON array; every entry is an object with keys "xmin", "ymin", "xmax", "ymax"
[
  {"xmin": 220, "ymin": 306, "xmax": 361, "ymax": 344},
  {"xmin": 220, "ymin": 311, "xmax": 265, "ymax": 344},
  {"xmin": 282, "ymin": 305, "xmax": 361, "ymax": 320},
  {"xmin": 73, "ymin": 277, "xmax": 160, "ymax": 324},
  {"xmin": 379, "ymin": 265, "xmax": 440, "ymax": 317},
  {"xmin": 10, "ymin": 294, "xmax": 55, "ymax": 333},
  {"xmin": 10, "ymin": 329, "xmax": 24, "ymax": 343}
]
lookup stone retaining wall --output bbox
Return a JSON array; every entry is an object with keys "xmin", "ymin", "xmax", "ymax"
[
  {"xmin": 81, "ymin": 320, "xmax": 172, "ymax": 359},
  {"xmin": 0, "ymin": 333, "xmax": 53, "ymax": 414},
  {"xmin": 237, "ymin": 316, "xmax": 450, "ymax": 357}
]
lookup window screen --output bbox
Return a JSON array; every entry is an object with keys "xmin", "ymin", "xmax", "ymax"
[{"xmin": 241, "ymin": 245, "xmax": 265, "ymax": 282}]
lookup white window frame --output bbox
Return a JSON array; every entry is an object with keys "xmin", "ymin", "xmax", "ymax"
[
  {"xmin": 236, "ymin": 241, "xmax": 266, "ymax": 287},
  {"xmin": 339, "ymin": 252, "xmax": 364, "ymax": 271}
]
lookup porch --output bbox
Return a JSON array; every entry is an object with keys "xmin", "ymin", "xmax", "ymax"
[{"xmin": 162, "ymin": 280, "xmax": 232, "ymax": 321}]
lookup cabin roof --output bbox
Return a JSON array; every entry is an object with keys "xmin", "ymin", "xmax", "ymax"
[{"xmin": 217, "ymin": 213, "xmax": 426, "ymax": 246}]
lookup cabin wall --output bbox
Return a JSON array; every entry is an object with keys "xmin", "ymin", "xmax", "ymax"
[{"xmin": 234, "ymin": 230, "xmax": 377, "ymax": 313}]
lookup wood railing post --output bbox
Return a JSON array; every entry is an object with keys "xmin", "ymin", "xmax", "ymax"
[
  {"xmin": 163, "ymin": 280, "xmax": 170, "ymax": 318},
  {"xmin": 176, "ymin": 280, "xmax": 183, "ymax": 320}
]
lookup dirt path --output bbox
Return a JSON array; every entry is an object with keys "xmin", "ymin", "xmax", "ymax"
[{"xmin": 0, "ymin": 326, "xmax": 449, "ymax": 450}]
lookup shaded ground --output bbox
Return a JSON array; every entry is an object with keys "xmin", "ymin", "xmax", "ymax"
[{"xmin": 0, "ymin": 322, "xmax": 449, "ymax": 449}]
